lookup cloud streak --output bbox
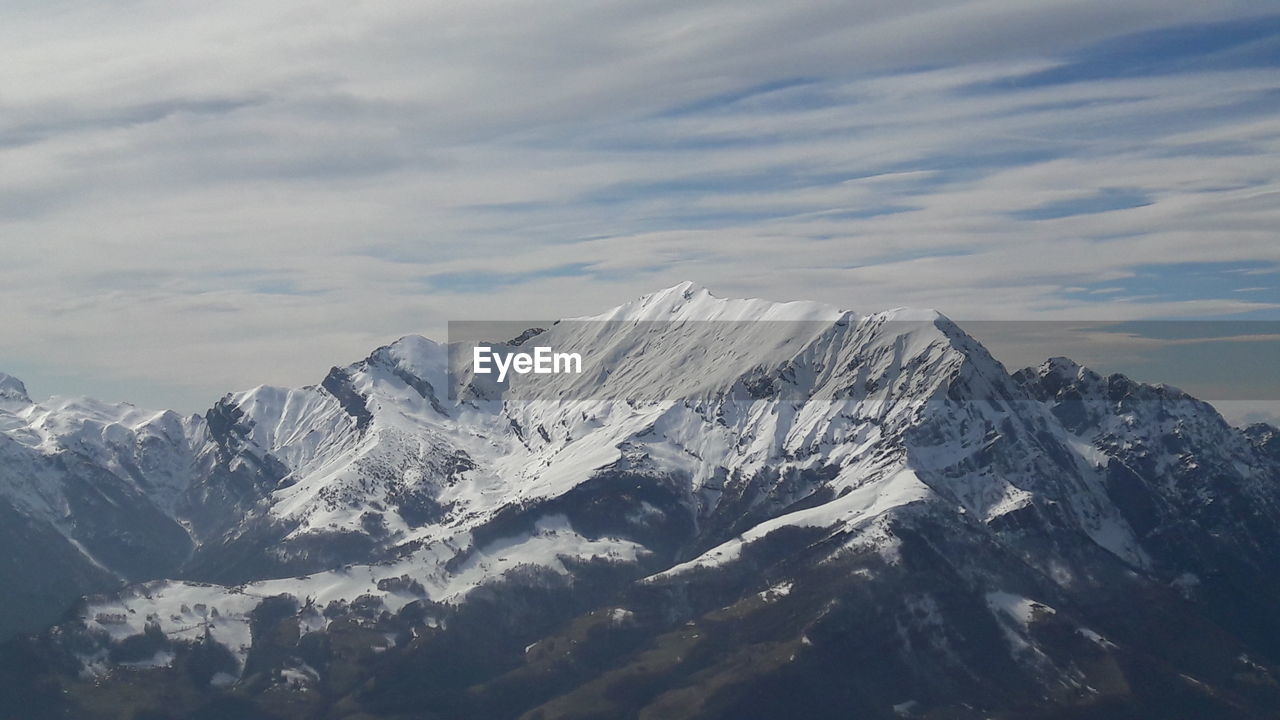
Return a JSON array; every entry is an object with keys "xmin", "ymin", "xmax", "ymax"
[{"xmin": 1, "ymin": 1, "xmax": 1278, "ymax": 410}]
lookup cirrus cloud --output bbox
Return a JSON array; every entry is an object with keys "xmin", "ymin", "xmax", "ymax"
[{"xmin": 1, "ymin": 0, "xmax": 1278, "ymax": 410}]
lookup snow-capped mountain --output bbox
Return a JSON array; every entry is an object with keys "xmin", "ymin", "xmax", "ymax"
[
  {"xmin": 0, "ymin": 377, "xmax": 199, "ymax": 639},
  {"xmin": 2, "ymin": 283, "xmax": 1279, "ymax": 719}
]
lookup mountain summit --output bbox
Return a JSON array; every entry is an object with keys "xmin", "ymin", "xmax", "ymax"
[
  {"xmin": 2, "ymin": 285, "xmax": 1279, "ymax": 720},
  {"xmin": 0, "ymin": 373, "xmax": 29, "ymax": 409}
]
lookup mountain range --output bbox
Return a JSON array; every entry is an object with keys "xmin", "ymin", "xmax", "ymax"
[{"xmin": 1, "ymin": 282, "xmax": 1279, "ymax": 719}]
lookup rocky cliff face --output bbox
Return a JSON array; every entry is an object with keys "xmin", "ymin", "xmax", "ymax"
[{"xmin": 1, "ymin": 284, "xmax": 1278, "ymax": 719}]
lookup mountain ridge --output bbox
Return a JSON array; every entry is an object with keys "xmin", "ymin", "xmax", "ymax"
[{"xmin": 1, "ymin": 284, "xmax": 1279, "ymax": 719}]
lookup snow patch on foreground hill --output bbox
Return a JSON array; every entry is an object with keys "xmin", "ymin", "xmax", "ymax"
[{"xmin": 79, "ymin": 515, "xmax": 645, "ymax": 675}]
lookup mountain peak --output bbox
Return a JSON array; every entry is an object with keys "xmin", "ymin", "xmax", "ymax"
[
  {"xmin": 873, "ymin": 306, "xmax": 947, "ymax": 323},
  {"xmin": 1039, "ymin": 356, "xmax": 1084, "ymax": 378},
  {"xmin": 0, "ymin": 372, "xmax": 31, "ymax": 407},
  {"xmin": 586, "ymin": 282, "xmax": 850, "ymax": 324},
  {"xmin": 384, "ymin": 334, "xmax": 443, "ymax": 363},
  {"xmin": 668, "ymin": 279, "xmax": 705, "ymax": 296}
]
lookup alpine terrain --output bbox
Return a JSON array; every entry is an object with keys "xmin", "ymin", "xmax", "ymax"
[{"xmin": 1, "ymin": 282, "xmax": 1279, "ymax": 719}]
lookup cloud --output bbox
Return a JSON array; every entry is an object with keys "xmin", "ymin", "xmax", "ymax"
[{"xmin": 1, "ymin": 1, "xmax": 1278, "ymax": 410}]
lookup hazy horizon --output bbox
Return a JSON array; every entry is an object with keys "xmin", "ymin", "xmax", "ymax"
[{"xmin": 4, "ymin": 283, "xmax": 1278, "ymax": 430}]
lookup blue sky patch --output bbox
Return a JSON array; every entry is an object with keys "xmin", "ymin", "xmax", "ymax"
[
  {"xmin": 1012, "ymin": 188, "xmax": 1152, "ymax": 221},
  {"xmin": 994, "ymin": 15, "xmax": 1280, "ymax": 89},
  {"xmin": 1062, "ymin": 262, "xmax": 1280, "ymax": 315}
]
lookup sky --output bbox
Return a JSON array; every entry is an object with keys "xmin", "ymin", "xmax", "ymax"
[{"xmin": 1, "ymin": 1, "xmax": 1278, "ymax": 414}]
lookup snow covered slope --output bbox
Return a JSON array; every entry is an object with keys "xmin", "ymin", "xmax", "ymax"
[{"xmin": 0, "ymin": 385, "xmax": 200, "ymax": 638}]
